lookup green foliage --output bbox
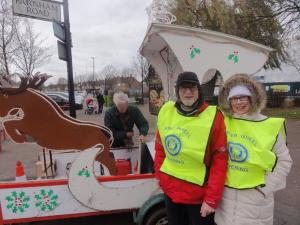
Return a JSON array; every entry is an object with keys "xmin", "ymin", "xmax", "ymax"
[{"xmin": 169, "ymin": 0, "xmax": 289, "ymax": 69}]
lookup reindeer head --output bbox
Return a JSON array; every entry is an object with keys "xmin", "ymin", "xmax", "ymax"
[{"xmin": 0, "ymin": 73, "xmax": 51, "ymax": 117}]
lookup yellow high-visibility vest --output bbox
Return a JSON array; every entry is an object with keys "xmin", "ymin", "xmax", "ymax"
[
  {"xmin": 157, "ymin": 101, "xmax": 217, "ymax": 186},
  {"xmin": 224, "ymin": 116, "xmax": 285, "ymax": 189}
]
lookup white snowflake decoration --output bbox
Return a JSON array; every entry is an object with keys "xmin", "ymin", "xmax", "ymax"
[{"xmin": 146, "ymin": 0, "xmax": 177, "ymax": 24}]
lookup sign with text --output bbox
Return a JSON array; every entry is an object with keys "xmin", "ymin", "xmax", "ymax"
[{"xmin": 12, "ymin": 0, "xmax": 62, "ymax": 22}]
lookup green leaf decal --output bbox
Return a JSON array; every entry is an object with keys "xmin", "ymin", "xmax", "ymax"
[
  {"xmin": 34, "ymin": 194, "xmax": 42, "ymax": 200},
  {"xmin": 190, "ymin": 50, "xmax": 195, "ymax": 59},
  {"xmin": 233, "ymin": 55, "xmax": 239, "ymax": 63},
  {"xmin": 5, "ymin": 191, "xmax": 30, "ymax": 213},
  {"xmin": 194, "ymin": 48, "xmax": 200, "ymax": 54},
  {"xmin": 228, "ymin": 51, "xmax": 239, "ymax": 63},
  {"xmin": 190, "ymin": 46, "xmax": 201, "ymax": 59},
  {"xmin": 34, "ymin": 189, "xmax": 59, "ymax": 212},
  {"xmin": 6, "ymin": 196, "xmax": 13, "ymax": 202},
  {"xmin": 6, "ymin": 203, "xmax": 13, "ymax": 209}
]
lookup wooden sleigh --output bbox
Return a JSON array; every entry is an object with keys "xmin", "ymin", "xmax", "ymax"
[{"xmin": 0, "ymin": 74, "xmax": 162, "ymax": 225}]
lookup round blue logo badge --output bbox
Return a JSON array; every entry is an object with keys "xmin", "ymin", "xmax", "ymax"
[
  {"xmin": 228, "ymin": 142, "xmax": 248, "ymax": 162},
  {"xmin": 164, "ymin": 135, "xmax": 181, "ymax": 156}
]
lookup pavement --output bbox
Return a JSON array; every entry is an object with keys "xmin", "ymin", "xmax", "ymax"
[{"xmin": 0, "ymin": 104, "xmax": 299, "ymax": 225}]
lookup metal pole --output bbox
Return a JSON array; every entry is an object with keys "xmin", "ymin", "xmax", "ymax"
[
  {"xmin": 141, "ymin": 66, "xmax": 144, "ymax": 104},
  {"xmin": 91, "ymin": 57, "xmax": 95, "ymax": 90},
  {"xmin": 63, "ymin": 0, "xmax": 76, "ymax": 118}
]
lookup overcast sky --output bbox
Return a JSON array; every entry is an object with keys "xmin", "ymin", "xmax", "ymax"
[{"xmin": 31, "ymin": 0, "xmax": 152, "ymax": 84}]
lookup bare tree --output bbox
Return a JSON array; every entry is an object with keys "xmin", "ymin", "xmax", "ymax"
[
  {"xmin": 13, "ymin": 19, "xmax": 51, "ymax": 75},
  {"xmin": 133, "ymin": 53, "xmax": 150, "ymax": 102},
  {"xmin": 100, "ymin": 64, "xmax": 119, "ymax": 90},
  {"xmin": 0, "ymin": 0, "xmax": 19, "ymax": 75},
  {"xmin": 133, "ymin": 54, "xmax": 150, "ymax": 83},
  {"xmin": 120, "ymin": 67, "xmax": 135, "ymax": 88},
  {"xmin": 56, "ymin": 77, "xmax": 68, "ymax": 91},
  {"xmin": 74, "ymin": 74, "xmax": 87, "ymax": 90},
  {"xmin": 266, "ymin": 0, "xmax": 300, "ymax": 35},
  {"xmin": 285, "ymin": 36, "xmax": 300, "ymax": 74}
]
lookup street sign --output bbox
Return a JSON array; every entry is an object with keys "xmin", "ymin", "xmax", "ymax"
[
  {"xmin": 53, "ymin": 21, "xmax": 65, "ymax": 42},
  {"xmin": 57, "ymin": 40, "xmax": 67, "ymax": 61},
  {"xmin": 12, "ymin": 0, "xmax": 62, "ymax": 22}
]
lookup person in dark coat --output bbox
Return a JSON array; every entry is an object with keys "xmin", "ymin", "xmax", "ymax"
[
  {"xmin": 104, "ymin": 91, "xmax": 149, "ymax": 148},
  {"xmin": 96, "ymin": 91, "xmax": 105, "ymax": 114}
]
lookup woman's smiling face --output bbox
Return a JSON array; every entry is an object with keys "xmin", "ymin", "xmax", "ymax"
[{"xmin": 230, "ymin": 95, "xmax": 251, "ymax": 115}]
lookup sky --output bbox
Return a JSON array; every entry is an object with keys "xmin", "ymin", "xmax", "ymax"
[{"xmin": 31, "ymin": 0, "xmax": 153, "ymax": 84}]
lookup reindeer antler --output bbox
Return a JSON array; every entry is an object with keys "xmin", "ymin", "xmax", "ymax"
[
  {"xmin": 0, "ymin": 72, "xmax": 51, "ymax": 95},
  {"xmin": 29, "ymin": 72, "xmax": 52, "ymax": 89},
  {"xmin": 0, "ymin": 75, "xmax": 12, "ymax": 88},
  {"xmin": 0, "ymin": 75, "xmax": 29, "ymax": 95}
]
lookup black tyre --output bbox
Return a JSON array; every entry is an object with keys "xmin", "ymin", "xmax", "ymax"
[{"xmin": 144, "ymin": 207, "xmax": 168, "ymax": 225}]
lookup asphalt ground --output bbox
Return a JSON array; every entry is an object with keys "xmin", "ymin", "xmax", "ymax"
[{"xmin": 0, "ymin": 104, "xmax": 299, "ymax": 225}]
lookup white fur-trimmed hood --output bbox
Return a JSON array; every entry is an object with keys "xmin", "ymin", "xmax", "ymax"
[{"xmin": 218, "ymin": 74, "xmax": 267, "ymax": 116}]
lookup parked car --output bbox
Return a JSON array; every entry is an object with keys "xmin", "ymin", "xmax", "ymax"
[
  {"xmin": 45, "ymin": 93, "xmax": 83, "ymax": 110},
  {"xmin": 46, "ymin": 92, "xmax": 84, "ymax": 106}
]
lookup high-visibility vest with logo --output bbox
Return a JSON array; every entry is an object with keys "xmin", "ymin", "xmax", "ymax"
[
  {"xmin": 157, "ymin": 101, "xmax": 217, "ymax": 186},
  {"xmin": 224, "ymin": 116, "xmax": 285, "ymax": 189}
]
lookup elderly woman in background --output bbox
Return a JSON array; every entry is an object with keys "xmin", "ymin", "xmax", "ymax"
[{"xmin": 215, "ymin": 74, "xmax": 292, "ymax": 225}]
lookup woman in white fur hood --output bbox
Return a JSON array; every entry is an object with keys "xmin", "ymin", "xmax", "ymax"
[{"xmin": 215, "ymin": 74, "xmax": 292, "ymax": 225}]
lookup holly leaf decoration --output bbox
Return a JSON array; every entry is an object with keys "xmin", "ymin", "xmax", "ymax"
[
  {"xmin": 34, "ymin": 189, "xmax": 59, "ymax": 212},
  {"xmin": 34, "ymin": 194, "xmax": 42, "ymax": 200},
  {"xmin": 85, "ymin": 170, "xmax": 90, "ymax": 177},
  {"xmin": 23, "ymin": 196, "xmax": 30, "ymax": 202},
  {"xmin": 19, "ymin": 191, "xmax": 25, "ymax": 198},
  {"xmin": 35, "ymin": 202, "xmax": 42, "ymax": 207},
  {"xmin": 233, "ymin": 55, "xmax": 239, "ymax": 63},
  {"xmin": 6, "ymin": 196, "xmax": 13, "ymax": 202},
  {"xmin": 51, "ymin": 195, "xmax": 58, "ymax": 201},
  {"xmin": 51, "ymin": 201, "xmax": 58, "ymax": 207},
  {"xmin": 194, "ymin": 48, "xmax": 200, "ymax": 54},
  {"xmin": 6, "ymin": 203, "xmax": 13, "ymax": 209},
  {"xmin": 190, "ymin": 50, "xmax": 196, "ymax": 59},
  {"xmin": 47, "ymin": 190, "xmax": 53, "ymax": 196},
  {"xmin": 41, "ymin": 189, "xmax": 46, "ymax": 196}
]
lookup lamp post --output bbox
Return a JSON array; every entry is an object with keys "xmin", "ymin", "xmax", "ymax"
[{"xmin": 91, "ymin": 57, "xmax": 95, "ymax": 91}]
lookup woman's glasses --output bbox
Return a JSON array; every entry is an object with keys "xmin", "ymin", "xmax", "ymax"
[{"xmin": 230, "ymin": 96, "xmax": 250, "ymax": 103}]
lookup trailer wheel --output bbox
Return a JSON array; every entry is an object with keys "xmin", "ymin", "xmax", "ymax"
[{"xmin": 144, "ymin": 207, "xmax": 168, "ymax": 225}]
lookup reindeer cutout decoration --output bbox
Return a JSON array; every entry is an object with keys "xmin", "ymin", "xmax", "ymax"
[{"xmin": 0, "ymin": 73, "xmax": 116, "ymax": 175}]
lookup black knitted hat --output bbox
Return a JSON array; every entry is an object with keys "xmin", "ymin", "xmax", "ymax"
[{"xmin": 176, "ymin": 71, "xmax": 200, "ymax": 87}]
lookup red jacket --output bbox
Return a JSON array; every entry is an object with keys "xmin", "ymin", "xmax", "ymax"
[{"xmin": 154, "ymin": 102, "xmax": 228, "ymax": 208}]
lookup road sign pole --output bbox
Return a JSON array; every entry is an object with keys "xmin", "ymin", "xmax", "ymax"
[{"xmin": 63, "ymin": 0, "xmax": 76, "ymax": 118}]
